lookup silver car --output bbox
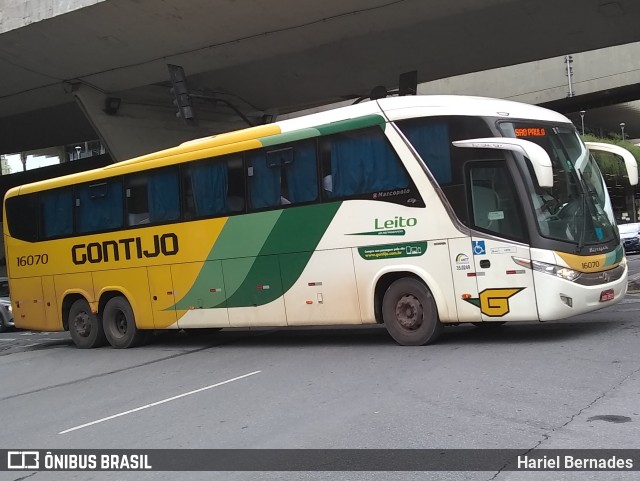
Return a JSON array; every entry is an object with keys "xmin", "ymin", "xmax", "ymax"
[{"xmin": 0, "ymin": 277, "xmax": 14, "ymax": 333}]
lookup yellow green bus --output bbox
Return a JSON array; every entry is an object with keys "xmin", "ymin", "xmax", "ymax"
[{"xmin": 4, "ymin": 96, "xmax": 637, "ymax": 348}]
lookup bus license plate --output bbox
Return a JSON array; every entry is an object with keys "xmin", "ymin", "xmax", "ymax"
[{"xmin": 599, "ymin": 289, "xmax": 614, "ymax": 302}]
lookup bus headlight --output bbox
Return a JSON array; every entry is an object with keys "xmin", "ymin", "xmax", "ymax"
[
  {"xmin": 619, "ymin": 257, "xmax": 627, "ymax": 269},
  {"xmin": 512, "ymin": 257, "xmax": 581, "ymax": 282}
]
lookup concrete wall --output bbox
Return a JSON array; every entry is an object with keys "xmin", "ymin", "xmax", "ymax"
[
  {"xmin": 0, "ymin": 0, "xmax": 105, "ymax": 34},
  {"xmin": 417, "ymin": 42, "xmax": 640, "ymax": 105}
]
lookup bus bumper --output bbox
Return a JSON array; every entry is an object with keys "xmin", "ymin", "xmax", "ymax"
[{"xmin": 533, "ymin": 265, "xmax": 627, "ymax": 321}]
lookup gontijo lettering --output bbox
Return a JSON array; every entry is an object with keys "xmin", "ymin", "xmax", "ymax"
[{"xmin": 72, "ymin": 234, "xmax": 179, "ymax": 265}]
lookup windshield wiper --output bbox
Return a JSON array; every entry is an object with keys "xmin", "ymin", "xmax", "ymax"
[{"xmin": 577, "ymin": 192, "xmax": 587, "ymax": 252}]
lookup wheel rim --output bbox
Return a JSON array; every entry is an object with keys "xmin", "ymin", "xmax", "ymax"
[
  {"xmin": 73, "ymin": 311, "xmax": 92, "ymax": 338},
  {"xmin": 114, "ymin": 309, "xmax": 128, "ymax": 336},
  {"xmin": 395, "ymin": 294, "xmax": 423, "ymax": 331}
]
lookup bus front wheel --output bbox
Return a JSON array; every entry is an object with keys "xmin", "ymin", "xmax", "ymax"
[
  {"xmin": 68, "ymin": 299, "xmax": 107, "ymax": 349},
  {"xmin": 102, "ymin": 296, "xmax": 146, "ymax": 348},
  {"xmin": 382, "ymin": 278, "xmax": 443, "ymax": 346}
]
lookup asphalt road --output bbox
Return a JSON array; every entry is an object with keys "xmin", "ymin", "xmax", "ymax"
[
  {"xmin": 627, "ymin": 254, "xmax": 640, "ymax": 289},
  {"xmin": 1, "ymin": 277, "xmax": 640, "ymax": 480}
]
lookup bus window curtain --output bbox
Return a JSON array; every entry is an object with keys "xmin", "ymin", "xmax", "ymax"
[
  {"xmin": 42, "ymin": 190, "xmax": 73, "ymax": 238},
  {"xmin": 148, "ymin": 170, "xmax": 181, "ymax": 222},
  {"xmin": 77, "ymin": 182, "xmax": 123, "ymax": 233},
  {"xmin": 331, "ymin": 132, "xmax": 409, "ymax": 197},
  {"xmin": 190, "ymin": 162, "xmax": 228, "ymax": 217},
  {"xmin": 249, "ymin": 152, "xmax": 280, "ymax": 208},
  {"xmin": 401, "ymin": 122, "xmax": 452, "ymax": 184},
  {"xmin": 285, "ymin": 142, "xmax": 318, "ymax": 203}
]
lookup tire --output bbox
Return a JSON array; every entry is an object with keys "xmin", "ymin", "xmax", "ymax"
[
  {"xmin": 382, "ymin": 278, "xmax": 443, "ymax": 346},
  {"xmin": 68, "ymin": 298, "xmax": 107, "ymax": 349},
  {"xmin": 102, "ymin": 296, "xmax": 146, "ymax": 348},
  {"xmin": 472, "ymin": 321, "xmax": 507, "ymax": 328},
  {"xmin": 0, "ymin": 319, "xmax": 8, "ymax": 333}
]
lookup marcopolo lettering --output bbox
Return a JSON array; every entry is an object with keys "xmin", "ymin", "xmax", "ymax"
[{"xmin": 72, "ymin": 234, "xmax": 179, "ymax": 265}]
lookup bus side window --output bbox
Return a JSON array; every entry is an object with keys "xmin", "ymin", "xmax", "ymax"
[
  {"xmin": 125, "ymin": 168, "xmax": 180, "ymax": 226},
  {"xmin": 182, "ymin": 155, "xmax": 244, "ymax": 219},
  {"xmin": 41, "ymin": 188, "xmax": 73, "ymax": 238},
  {"xmin": 467, "ymin": 162, "xmax": 526, "ymax": 241},
  {"xmin": 322, "ymin": 127, "xmax": 409, "ymax": 199},
  {"xmin": 76, "ymin": 179, "xmax": 124, "ymax": 234},
  {"xmin": 248, "ymin": 140, "xmax": 318, "ymax": 210},
  {"xmin": 226, "ymin": 156, "xmax": 246, "ymax": 213},
  {"xmin": 5, "ymin": 193, "xmax": 39, "ymax": 242},
  {"xmin": 397, "ymin": 116, "xmax": 495, "ymax": 224}
]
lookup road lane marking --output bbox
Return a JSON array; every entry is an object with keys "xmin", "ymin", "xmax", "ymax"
[
  {"xmin": 59, "ymin": 370, "xmax": 261, "ymax": 434},
  {"xmin": 0, "ymin": 339, "xmax": 17, "ymax": 341}
]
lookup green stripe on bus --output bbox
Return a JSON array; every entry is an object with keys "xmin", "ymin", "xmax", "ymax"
[
  {"xmin": 172, "ymin": 211, "xmax": 282, "ymax": 310},
  {"xmin": 225, "ymin": 202, "xmax": 341, "ymax": 308},
  {"xmin": 257, "ymin": 114, "xmax": 386, "ymax": 149},
  {"xmin": 259, "ymin": 128, "xmax": 321, "ymax": 147},
  {"xmin": 172, "ymin": 203, "xmax": 341, "ymax": 310},
  {"xmin": 315, "ymin": 114, "xmax": 386, "ymax": 136},
  {"xmin": 208, "ymin": 211, "xmax": 282, "ymax": 261},
  {"xmin": 605, "ymin": 245, "xmax": 623, "ymax": 266}
]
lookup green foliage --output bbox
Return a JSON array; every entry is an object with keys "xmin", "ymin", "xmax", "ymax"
[{"xmin": 581, "ymin": 134, "xmax": 640, "ymax": 178}]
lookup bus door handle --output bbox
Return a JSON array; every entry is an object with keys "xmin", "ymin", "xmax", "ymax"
[{"xmin": 479, "ymin": 260, "xmax": 491, "ymax": 269}]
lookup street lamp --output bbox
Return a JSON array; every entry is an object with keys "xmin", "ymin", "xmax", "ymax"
[
  {"xmin": 620, "ymin": 123, "xmax": 626, "ymax": 141},
  {"xmin": 579, "ymin": 110, "xmax": 585, "ymax": 135},
  {"xmin": 75, "ymin": 145, "xmax": 82, "ymax": 160}
]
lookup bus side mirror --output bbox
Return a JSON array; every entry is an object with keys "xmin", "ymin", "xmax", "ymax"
[
  {"xmin": 452, "ymin": 138, "xmax": 554, "ymax": 188},
  {"xmin": 584, "ymin": 142, "xmax": 639, "ymax": 186}
]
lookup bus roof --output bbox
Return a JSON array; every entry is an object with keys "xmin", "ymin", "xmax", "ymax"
[{"xmin": 5, "ymin": 95, "xmax": 571, "ymax": 198}]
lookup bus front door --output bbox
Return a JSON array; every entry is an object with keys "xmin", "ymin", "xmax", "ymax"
[
  {"xmin": 466, "ymin": 162, "xmax": 538, "ymax": 322},
  {"xmin": 470, "ymin": 236, "xmax": 538, "ymax": 322}
]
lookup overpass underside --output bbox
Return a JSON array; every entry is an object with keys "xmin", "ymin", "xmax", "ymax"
[{"xmin": 2, "ymin": 0, "xmax": 640, "ymax": 161}]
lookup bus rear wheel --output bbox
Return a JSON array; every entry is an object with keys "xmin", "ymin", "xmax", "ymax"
[
  {"xmin": 68, "ymin": 299, "xmax": 107, "ymax": 349},
  {"xmin": 382, "ymin": 278, "xmax": 443, "ymax": 346},
  {"xmin": 102, "ymin": 296, "xmax": 146, "ymax": 348}
]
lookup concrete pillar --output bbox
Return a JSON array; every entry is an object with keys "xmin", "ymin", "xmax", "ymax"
[
  {"xmin": 73, "ymin": 85, "xmax": 256, "ymax": 162},
  {"xmin": 72, "ymin": 85, "xmax": 243, "ymax": 162}
]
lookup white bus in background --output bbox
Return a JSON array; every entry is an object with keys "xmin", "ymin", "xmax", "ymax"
[{"xmin": 4, "ymin": 95, "xmax": 637, "ymax": 348}]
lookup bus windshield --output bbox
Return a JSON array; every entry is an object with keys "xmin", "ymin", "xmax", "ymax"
[{"xmin": 499, "ymin": 122, "xmax": 616, "ymax": 247}]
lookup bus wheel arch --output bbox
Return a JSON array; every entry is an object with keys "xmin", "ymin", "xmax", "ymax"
[
  {"xmin": 379, "ymin": 275, "xmax": 443, "ymax": 346},
  {"xmin": 66, "ymin": 296, "xmax": 107, "ymax": 349},
  {"xmin": 101, "ymin": 293, "xmax": 146, "ymax": 348}
]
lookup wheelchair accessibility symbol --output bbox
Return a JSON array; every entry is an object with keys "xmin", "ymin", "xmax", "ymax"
[{"xmin": 472, "ymin": 241, "xmax": 486, "ymax": 255}]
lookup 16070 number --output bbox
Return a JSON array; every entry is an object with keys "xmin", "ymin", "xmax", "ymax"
[{"xmin": 16, "ymin": 254, "xmax": 49, "ymax": 267}]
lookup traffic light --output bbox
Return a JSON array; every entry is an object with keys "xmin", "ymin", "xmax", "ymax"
[{"xmin": 167, "ymin": 64, "xmax": 196, "ymax": 122}]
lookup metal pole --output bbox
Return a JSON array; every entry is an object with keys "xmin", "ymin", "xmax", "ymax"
[
  {"xmin": 579, "ymin": 110, "xmax": 585, "ymax": 135},
  {"xmin": 565, "ymin": 55, "xmax": 574, "ymax": 97},
  {"xmin": 620, "ymin": 123, "xmax": 626, "ymax": 141}
]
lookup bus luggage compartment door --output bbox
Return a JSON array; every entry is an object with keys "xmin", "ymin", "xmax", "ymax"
[
  {"xmin": 11, "ymin": 276, "xmax": 47, "ymax": 330},
  {"xmin": 282, "ymin": 249, "xmax": 361, "ymax": 325},
  {"xmin": 148, "ymin": 265, "xmax": 177, "ymax": 329},
  {"xmin": 171, "ymin": 261, "xmax": 229, "ymax": 328},
  {"xmin": 224, "ymin": 255, "xmax": 286, "ymax": 327}
]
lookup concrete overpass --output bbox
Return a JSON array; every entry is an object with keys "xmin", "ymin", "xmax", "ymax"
[{"xmin": 2, "ymin": 0, "xmax": 640, "ymax": 161}]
